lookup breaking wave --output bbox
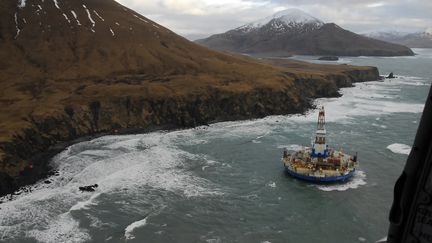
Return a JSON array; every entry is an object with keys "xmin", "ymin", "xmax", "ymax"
[
  {"xmin": 0, "ymin": 132, "xmax": 222, "ymax": 242},
  {"xmin": 316, "ymin": 170, "xmax": 367, "ymax": 192}
]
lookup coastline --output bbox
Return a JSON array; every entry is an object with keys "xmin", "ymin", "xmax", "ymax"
[{"xmin": 0, "ymin": 65, "xmax": 380, "ymax": 198}]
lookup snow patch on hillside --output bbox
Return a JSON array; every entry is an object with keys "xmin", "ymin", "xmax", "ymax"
[
  {"xmin": 52, "ymin": 0, "xmax": 60, "ymax": 9},
  {"xmin": 63, "ymin": 13, "xmax": 71, "ymax": 24},
  {"xmin": 133, "ymin": 14, "xmax": 148, "ymax": 23},
  {"xmin": 93, "ymin": 10, "xmax": 104, "ymax": 21},
  {"xmin": 36, "ymin": 4, "xmax": 42, "ymax": 14},
  {"xmin": 14, "ymin": 12, "xmax": 21, "ymax": 39},
  {"xmin": 82, "ymin": 5, "xmax": 96, "ymax": 32},
  {"xmin": 71, "ymin": 10, "xmax": 81, "ymax": 26}
]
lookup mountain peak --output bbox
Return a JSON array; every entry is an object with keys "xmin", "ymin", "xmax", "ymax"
[
  {"xmin": 271, "ymin": 8, "xmax": 323, "ymax": 25},
  {"xmin": 238, "ymin": 8, "xmax": 323, "ymax": 32}
]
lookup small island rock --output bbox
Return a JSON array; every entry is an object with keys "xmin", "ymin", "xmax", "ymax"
[
  {"xmin": 318, "ymin": 56, "xmax": 339, "ymax": 61},
  {"xmin": 386, "ymin": 72, "xmax": 396, "ymax": 79}
]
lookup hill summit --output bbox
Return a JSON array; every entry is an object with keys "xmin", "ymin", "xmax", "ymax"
[
  {"xmin": 196, "ymin": 8, "xmax": 414, "ymax": 57},
  {"xmin": 236, "ymin": 8, "xmax": 324, "ymax": 34}
]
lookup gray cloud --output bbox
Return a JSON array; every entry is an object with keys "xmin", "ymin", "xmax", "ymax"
[{"xmin": 115, "ymin": 0, "xmax": 432, "ymax": 39}]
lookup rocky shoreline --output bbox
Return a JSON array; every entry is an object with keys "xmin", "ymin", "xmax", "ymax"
[{"xmin": 0, "ymin": 66, "xmax": 380, "ymax": 198}]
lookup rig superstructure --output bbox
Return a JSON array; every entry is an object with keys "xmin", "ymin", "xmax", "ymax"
[{"xmin": 282, "ymin": 107, "xmax": 358, "ymax": 182}]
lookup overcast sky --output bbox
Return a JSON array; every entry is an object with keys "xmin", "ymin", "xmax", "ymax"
[{"xmin": 116, "ymin": 0, "xmax": 432, "ymax": 40}]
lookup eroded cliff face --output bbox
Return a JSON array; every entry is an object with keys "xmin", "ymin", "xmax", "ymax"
[{"xmin": 0, "ymin": 66, "xmax": 379, "ymax": 196}]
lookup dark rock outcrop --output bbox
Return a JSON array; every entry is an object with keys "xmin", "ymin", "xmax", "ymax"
[
  {"xmin": 387, "ymin": 72, "xmax": 396, "ymax": 79},
  {"xmin": 79, "ymin": 184, "xmax": 98, "ymax": 192},
  {"xmin": 318, "ymin": 56, "xmax": 339, "ymax": 61}
]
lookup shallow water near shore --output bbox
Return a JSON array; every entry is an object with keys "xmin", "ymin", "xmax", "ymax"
[{"xmin": 0, "ymin": 49, "xmax": 431, "ymax": 243}]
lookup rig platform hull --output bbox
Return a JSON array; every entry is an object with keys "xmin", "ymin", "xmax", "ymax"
[{"xmin": 284, "ymin": 165, "xmax": 355, "ymax": 182}]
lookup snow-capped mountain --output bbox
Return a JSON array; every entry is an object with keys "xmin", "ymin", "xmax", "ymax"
[
  {"xmin": 365, "ymin": 29, "xmax": 432, "ymax": 48},
  {"xmin": 196, "ymin": 8, "xmax": 413, "ymax": 56},
  {"xmin": 236, "ymin": 9, "xmax": 324, "ymax": 34}
]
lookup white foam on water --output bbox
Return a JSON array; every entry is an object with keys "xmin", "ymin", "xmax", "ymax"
[
  {"xmin": 267, "ymin": 182, "xmax": 276, "ymax": 188},
  {"xmin": 124, "ymin": 217, "xmax": 148, "ymax": 240},
  {"xmin": 27, "ymin": 213, "xmax": 91, "ymax": 243},
  {"xmin": 376, "ymin": 236, "xmax": 387, "ymax": 242},
  {"xmin": 109, "ymin": 27, "xmax": 115, "ymax": 36},
  {"xmin": 387, "ymin": 143, "xmax": 411, "ymax": 155},
  {"xmin": 0, "ymin": 132, "xmax": 222, "ymax": 242},
  {"xmin": 304, "ymin": 77, "xmax": 426, "ymax": 123},
  {"xmin": 69, "ymin": 192, "xmax": 101, "ymax": 211},
  {"xmin": 358, "ymin": 237, "xmax": 366, "ymax": 242},
  {"xmin": 316, "ymin": 170, "xmax": 367, "ymax": 192},
  {"xmin": 253, "ymin": 132, "xmax": 270, "ymax": 143},
  {"xmin": 277, "ymin": 144, "xmax": 305, "ymax": 151},
  {"xmin": 372, "ymin": 123, "xmax": 387, "ymax": 129}
]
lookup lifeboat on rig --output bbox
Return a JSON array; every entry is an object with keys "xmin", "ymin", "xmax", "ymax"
[{"xmin": 282, "ymin": 106, "xmax": 358, "ymax": 182}]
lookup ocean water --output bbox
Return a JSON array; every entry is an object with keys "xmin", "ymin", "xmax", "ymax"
[{"xmin": 0, "ymin": 49, "xmax": 431, "ymax": 243}]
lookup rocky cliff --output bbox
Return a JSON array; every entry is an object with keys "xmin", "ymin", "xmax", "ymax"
[{"xmin": 0, "ymin": 62, "xmax": 379, "ymax": 197}]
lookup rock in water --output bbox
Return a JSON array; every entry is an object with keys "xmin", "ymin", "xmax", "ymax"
[
  {"xmin": 387, "ymin": 72, "xmax": 396, "ymax": 78},
  {"xmin": 318, "ymin": 56, "xmax": 339, "ymax": 61},
  {"xmin": 79, "ymin": 184, "xmax": 99, "ymax": 192}
]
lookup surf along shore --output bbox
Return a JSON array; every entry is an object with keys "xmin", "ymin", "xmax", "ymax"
[{"xmin": 0, "ymin": 59, "xmax": 380, "ymax": 198}]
